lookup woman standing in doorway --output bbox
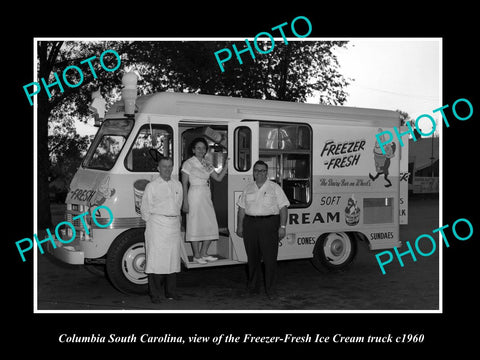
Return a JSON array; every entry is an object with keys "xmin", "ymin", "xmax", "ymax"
[{"xmin": 181, "ymin": 137, "xmax": 228, "ymax": 264}]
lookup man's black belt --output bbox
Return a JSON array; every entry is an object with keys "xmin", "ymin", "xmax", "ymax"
[{"xmin": 245, "ymin": 214, "xmax": 278, "ymax": 218}]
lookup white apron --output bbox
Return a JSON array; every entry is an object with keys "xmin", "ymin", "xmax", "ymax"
[{"xmin": 144, "ymin": 215, "xmax": 181, "ymax": 274}]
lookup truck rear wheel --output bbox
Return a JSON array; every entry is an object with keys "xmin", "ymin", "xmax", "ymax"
[
  {"xmin": 106, "ymin": 228, "xmax": 148, "ymax": 294},
  {"xmin": 311, "ymin": 232, "xmax": 357, "ymax": 272}
]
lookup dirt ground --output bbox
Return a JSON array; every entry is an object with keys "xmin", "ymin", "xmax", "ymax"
[{"xmin": 36, "ymin": 196, "xmax": 439, "ymax": 311}]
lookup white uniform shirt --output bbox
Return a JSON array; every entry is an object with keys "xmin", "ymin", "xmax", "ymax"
[
  {"xmin": 237, "ymin": 180, "xmax": 290, "ymax": 216},
  {"xmin": 181, "ymin": 156, "xmax": 214, "ymax": 186},
  {"xmin": 140, "ymin": 176, "xmax": 183, "ymax": 221}
]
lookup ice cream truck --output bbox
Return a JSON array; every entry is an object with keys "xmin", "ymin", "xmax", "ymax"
[{"xmin": 49, "ymin": 84, "xmax": 408, "ymax": 294}]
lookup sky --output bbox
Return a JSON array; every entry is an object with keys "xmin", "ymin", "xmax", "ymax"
[
  {"xmin": 325, "ymin": 38, "xmax": 441, "ymax": 134},
  {"xmin": 76, "ymin": 38, "xmax": 442, "ymax": 136}
]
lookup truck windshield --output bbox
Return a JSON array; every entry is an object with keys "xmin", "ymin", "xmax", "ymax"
[{"xmin": 82, "ymin": 119, "xmax": 134, "ymax": 170}]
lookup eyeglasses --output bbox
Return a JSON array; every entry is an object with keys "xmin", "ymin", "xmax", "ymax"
[{"xmin": 253, "ymin": 169, "xmax": 267, "ymax": 173}]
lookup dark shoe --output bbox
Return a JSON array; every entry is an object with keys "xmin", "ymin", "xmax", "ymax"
[
  {"xmin": 150, "ymin": 297, "xmax": 162, "ymax": 304},
  {"xmin": 166, "ymin": 294, "xmax": 182, "ymax": 301}
]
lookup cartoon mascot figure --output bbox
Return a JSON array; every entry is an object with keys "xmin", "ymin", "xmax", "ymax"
[{"xmin": 369, "ymin": 128, "xmax": 396, "ymax": 188}]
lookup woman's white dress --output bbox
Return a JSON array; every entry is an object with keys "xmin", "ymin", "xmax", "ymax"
[{"xmin": 181, "ymin": 156, "xmax": 219, "ymax": 242}]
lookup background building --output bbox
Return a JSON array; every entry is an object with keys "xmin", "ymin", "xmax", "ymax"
[{"xmin": 408, "ymin": 137, "xmax": 439, "ymax": 194}]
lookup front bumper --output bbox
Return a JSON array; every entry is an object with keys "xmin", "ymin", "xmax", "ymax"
[{"xmin": 47, "ymin": 239, "xmax": 84, "ymax": 265}]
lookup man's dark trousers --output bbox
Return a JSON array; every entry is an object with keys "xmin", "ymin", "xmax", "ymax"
[
  {"xmin": 148, "ymin": 273, "xmax": 176, "ymax": 299},
  {"xmin": 243, "ymin": 215, "xmax": 280, "ymax": 296}
]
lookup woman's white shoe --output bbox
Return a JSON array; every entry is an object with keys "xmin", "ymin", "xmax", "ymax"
[
  {"xmin": 193, "ymin": 257, "xmax": 207, "ymax": 264},
  {"xmin": 202, "ymin": 255, "xmax": 218, "ymax": 262}
]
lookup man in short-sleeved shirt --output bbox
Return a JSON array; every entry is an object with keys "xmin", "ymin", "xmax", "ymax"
[{"xmin": 236, "ymin": 160, "xmax": 290, "ymax": 299}]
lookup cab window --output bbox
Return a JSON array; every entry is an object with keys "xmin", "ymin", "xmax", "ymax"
[
  {"xmin": 83, "ymin": 119, "xmax": 134, "ymax": 170},
  {"xmin": 125, "ymin": 124, "xmax": 173, "ymax": 172}
]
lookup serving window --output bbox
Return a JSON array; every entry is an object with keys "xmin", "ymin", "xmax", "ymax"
[{"xmin": 259, "ymin": 122, "xmax": 312, "ymax": 208}]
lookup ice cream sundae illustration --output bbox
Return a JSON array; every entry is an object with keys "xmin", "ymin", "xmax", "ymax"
[{"xmin": 345, "ymin": 194, "xmax": 360, "ymax": 226}]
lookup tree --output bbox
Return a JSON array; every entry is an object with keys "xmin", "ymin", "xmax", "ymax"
[
  {"xmin": 121, "ymin": 41, "xmax": 349, "ymax": 104},
  {"xmin": 395, "ymin": 109, "xmax": 422, "ymax": 139},
  {"xmin": 37, "ymin": 41, "xmax": 126, "ymax": 228},
  {"xmin": 48, "ymin": 116, "xmax": 91, "ymax": 202}
]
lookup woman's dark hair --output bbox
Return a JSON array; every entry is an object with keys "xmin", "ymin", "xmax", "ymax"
[{"xmin": 190, "ymin": 137, "xmax": 209, "ymax": 152}]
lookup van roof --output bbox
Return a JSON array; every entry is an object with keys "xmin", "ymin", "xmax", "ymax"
[{"xmin": 106, "ymin": 92, "xmax": 401, "ymax": 126}]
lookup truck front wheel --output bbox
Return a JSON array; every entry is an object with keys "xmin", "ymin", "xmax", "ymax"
[
  {"xmin": 311, "ymin": 232, "xmax": 357, "ymax": 272},
  {"xmin": 106, "ymin": 228, "xmax": 148, "ymax": 294}
]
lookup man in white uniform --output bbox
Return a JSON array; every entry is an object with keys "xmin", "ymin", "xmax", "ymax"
[
  {"xmin": 236, "ymin": 160, "xmax": 290, "ymax": 300},
  {"xmin": 141, "ymin": 156, "xmax": 183, "ymax": 303}
]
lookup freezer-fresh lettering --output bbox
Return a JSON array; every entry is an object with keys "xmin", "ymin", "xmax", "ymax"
[{"xmin": 321, "ymin": 139, "xmax": 365, "ymax": 170}]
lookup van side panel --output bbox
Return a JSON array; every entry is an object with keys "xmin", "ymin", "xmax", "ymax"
[{"xmin": 277, "ymin": 123, "xmax": 401, "ymax": 257}]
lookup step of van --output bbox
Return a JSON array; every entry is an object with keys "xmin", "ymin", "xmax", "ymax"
[{"xmin": 183, "ymin": 256, "xmax": 243, "ymax": 269}]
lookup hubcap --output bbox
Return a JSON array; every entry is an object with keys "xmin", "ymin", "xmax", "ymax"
[
  {"xmin": 330, "ymin": 239, "xmax": 344, "ymax": 257},
  {"xmin": 122, "ymin": 243, "xmax": 148, "ymax": 285},
  {"xmin": 323, "ymin": 233, "xmax": 352, "ymax": 265}
]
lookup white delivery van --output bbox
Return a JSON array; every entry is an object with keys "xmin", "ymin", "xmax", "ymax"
[{"xmin": 49, "ymin": 89, "xmax": 408, "ymax": 294}]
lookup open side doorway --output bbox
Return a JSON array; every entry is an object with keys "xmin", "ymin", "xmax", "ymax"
[{"xmin": 178, "ymin": 122, "xmax": 237, "ymax": 268}]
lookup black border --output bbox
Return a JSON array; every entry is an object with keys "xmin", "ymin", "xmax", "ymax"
[{"xmin": 8, "ymin": 4, "xmax": 478, "ymax": 354}]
